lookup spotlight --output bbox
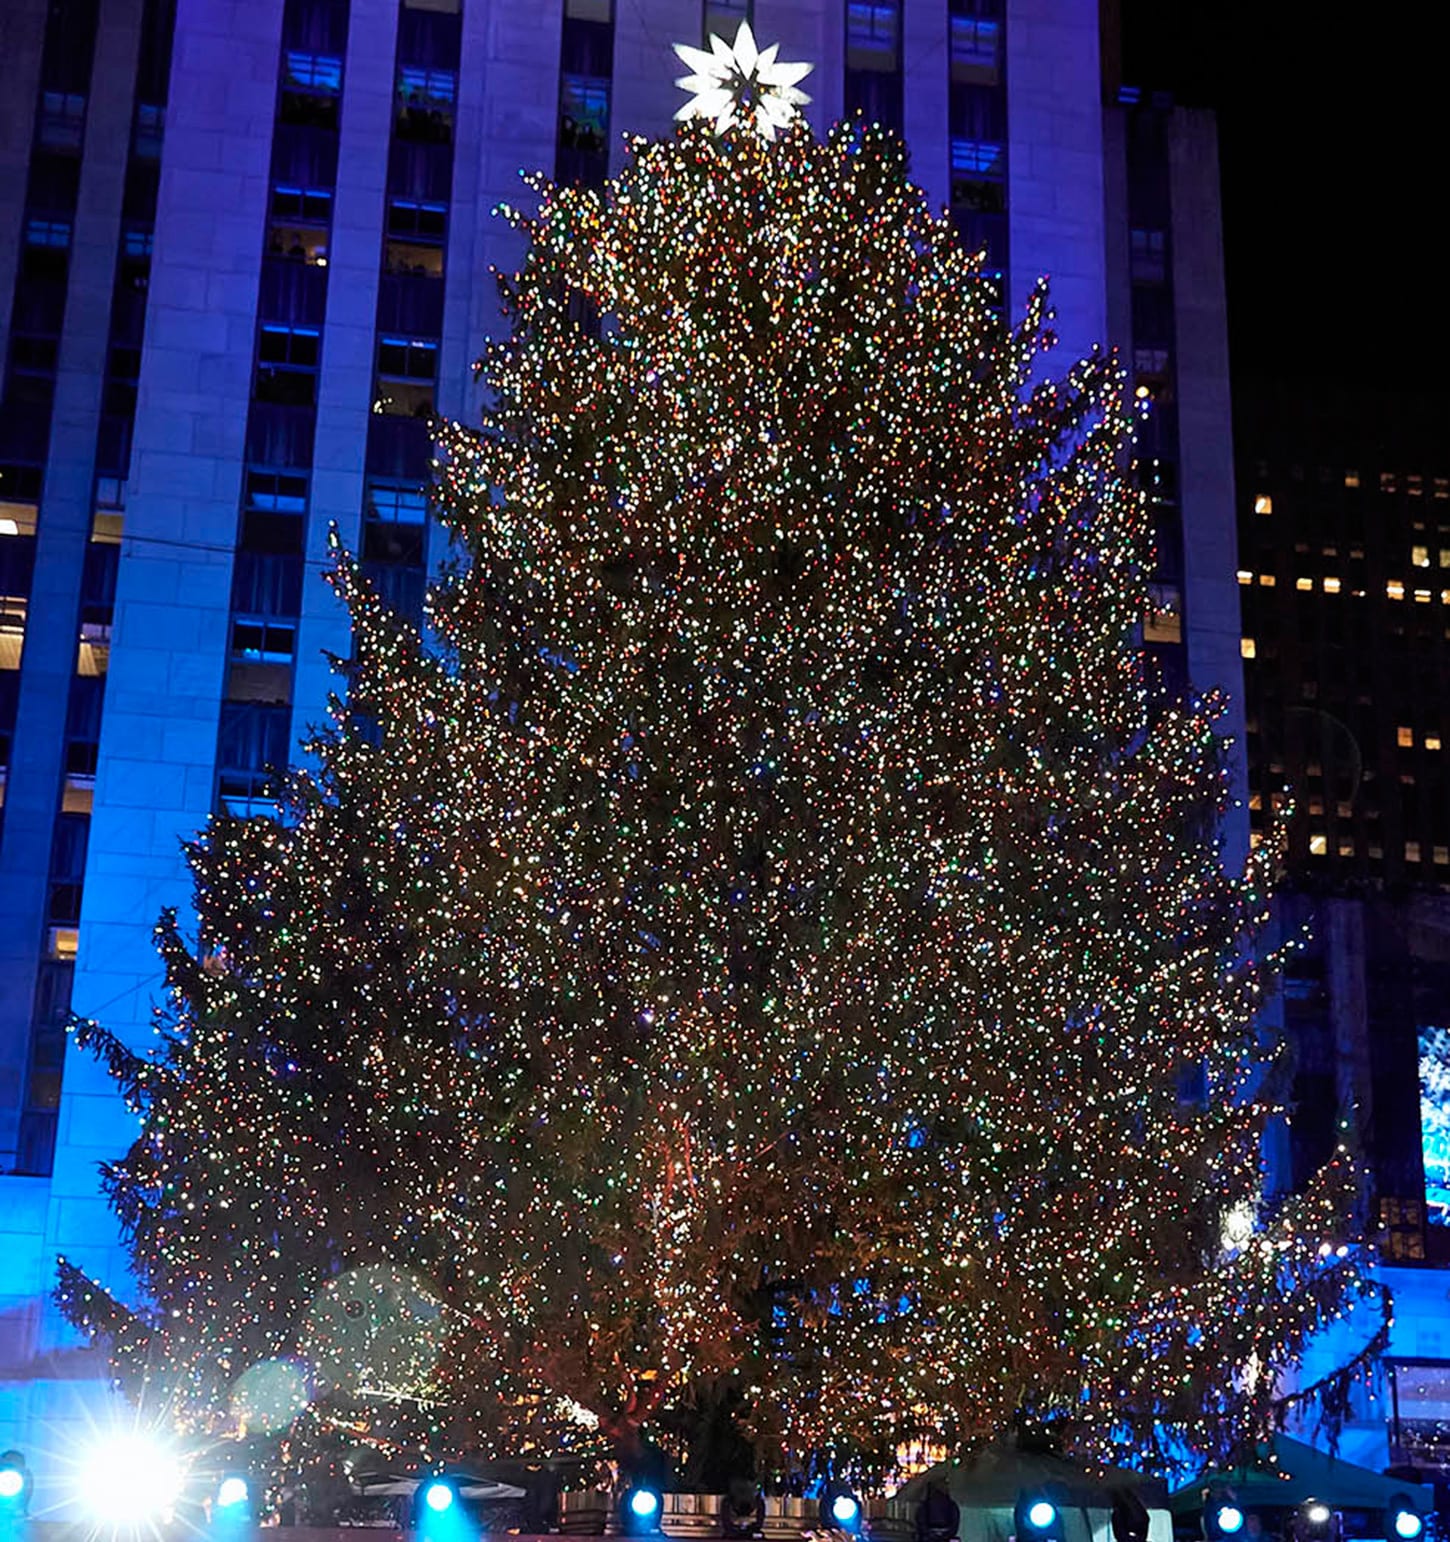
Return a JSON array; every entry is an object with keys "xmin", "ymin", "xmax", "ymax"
[
  {"xmin": 1015, "ymin": 1493, "xmax": 1064, "ymax": 1542},
  {"xmin": 0, "ymin": 1451, "xmax": 27, "ymax": 1512},
  {"xmin": 1110, "ymin": 1490, "xmax": 1150, "ymax": 1542},
  {"xmin": 620, "ymin": 1486, "xmax": 663, "ymax": 1536},
  {"xmin": 820, "ymin": 1486, "xmax": 863, "ymax": 1533},
  {"xmin": 721, "ymin": 1484, "xmax": 765, "ymax": 1539},
  {"xmin": 422, "ymin": 1480, "xmax": 457, "ymax": 1514},
  {"xmin": 1389, "ymin": 1499, "xmax": 1424, "ymax": 1542},
  {"xmin": 1290, "ymin": 1499, "xmax": 1338, "ymax": 1542},
  {"xmin": 216, "ymin": 1476, "xmax": 250, "ymax": 1510},
  {"xmin": 80, "ymin": 1432, "xmax": 184, "ymax": 1526},
  {"xmin": 1202, "ymin": 1487, "xmax": 1244, "ymax": 1542},
  {"xmin": 915, "ymin": 1481, "xmax": 961, "ymax": 1542}
]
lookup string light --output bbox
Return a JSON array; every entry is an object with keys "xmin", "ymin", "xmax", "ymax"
[{"xmin": 57, "ymin": 112, "xmax": 1369, "ymax": 1490}]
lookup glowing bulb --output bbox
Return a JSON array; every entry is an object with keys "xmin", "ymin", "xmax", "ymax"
[
  {"xmin": 1028, "ymin": 1502, "xmax": 1057, "ymax": 1530},
  {"xmin": 217, "ymin": 1476, "xmax": 249, "ymax": 1509},
  {"xmin": 630, "ymin": 1489, "xmax": 661, "ymax": 1519},
  {"xmin": 80, "ymin": 1433, "xmax": 184, "ymax": 1525},
  {"xmin": 423, "ymin": 1481, "xmax": 455, "ymax": 1513},
  {"xmin": 0, "ymin": 1469, "xmax": 23, "ymax": 1501},
  {"xmin": 1393, "ymin": 1513, "xmax": 1422, "ymax": 1540},
  {"xmin": 1217, "ymin": 1506, "xmax": 1245, "ymax": 1535}
]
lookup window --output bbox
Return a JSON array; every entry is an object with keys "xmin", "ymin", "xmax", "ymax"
[
  {"xmin": 366, "ymin": 481, "xmax": 428, "ymax": 524},
  {"xmin": 270, "ymin": 184, "xmax": 333, "ymax": 224},
  {"xmin": 567, "ymin": 0, "xmax": 613, "ymax": 15},
  {"xmin": 951, "ymin": 138, "xmax": 1004, "ymax": 178},
  {"xmin": 39, "ymin": 91, "xmax": 86, "ymax": 150},
  {"xmin": 1253, "ymin": 493, "xmax": 1272, "ymax": 515},
  {"xmin": 1344, "ymin": 469, "xmax": 1360, "ymax": 488},
  {"xmin": 1, "ymin": 501, "xmax": 39, "ymax": 537},
  {"xmin": 560, "ymin": 75, "xmax": 609, "ymax": 153},
  {"xmin": 227, "ymin": 618, "xmax": 295, "ymax": 704},
  {"xmin": 255, "ymin": 324, "xmax": 321, "ymax": 406},
  {"xmin": 1309, "ymin": 834, "xmax": 1327, "ymax": 856},
  {"xmin": 1427, "ymin": 736, "xmax": 1443, "ymax": 751},
  {"xmin": 1144, "ymin": 585, "xmax": 1181, "ymax": 645},
  {"xmin": 1407, "ymin": 841, "xmax": 1423, "ymax": 863},
  {"xmin": 385, "ymin": 239, "xmax": 444, "ymax": 277},
  {"xmin": 1240, "ymin": 637, "xmax": 1256, "ymax": 659},
  {"xmin": 1, "ymin": 595, "xmax": 27, "ymax": 670},
  {"xmin": 245, "ymin": 468, "xmax": 309, "ymax": 513},
  {"xmin": 1413, "ymin": 545, "xmax": 1431, "ymax": 567},
  {"xmin": 1258, "ymin": 573, "xmax": 1276, "ymax": 588},
  {"xmin": 375, "ymin": 336, "xmax": 438, "ymax": 417},
  {"xmin": 1338, "ymin": 839, "xmax": 1355, "ymax": 858},
  {"xmin": 949, "ymin": 13, "xmax": 1000, "ymax": 84},
  {"xmin": 216, "ymin": 702, "xmax": 290, "ymax": 816},
  {"xmin": 133, "ymin": 102, "xmax": 164, "ymax": 158},
  {"xmin": 397, "ymin": 66, "xmax": 456, "ymax": 141},
  {"xmin": 847, "ymin": 0, "xmax": 899, "ymax": 66},
  {"xmin": 1410, "ymin": 474, "xmax": 1424, "ymax": 497},
  {"xmin": 1382, "ymin": 472, "xmax": 1398, "ymax": 494},
  {"xmin": 386, "ymin": 198, "xmax": 447, "ymax": 243},
  {"xmin": 1437, "ymin": 477, "xmax": 1449, "ymax": 500},
  {"xmin": 1129, "ymin": 227, "xmax": 1166, "ymax": 284},
  {"xmin": 1399, "ymin": 726, "xmax": 1415, "ymax": 748},
  {"xmin": 77, "ymin": 617, "xmax": 111, "ymax": 676},
  {"xmin": 285, "ymin": 50, "xmax": 343, "ymax": 91},
  {"xmin": 1388, "ymin": 580, "xmax": 1406, "ymax": 600},
  {"xmin": 25, "ymin": 218, "xmax": 72, "ymax": 249},
  {"xmin": 1237, "ymin": 569, "xmax": 1252, "ymax": 586}
]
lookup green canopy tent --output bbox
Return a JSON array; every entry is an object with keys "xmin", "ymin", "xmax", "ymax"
[
  {"xmin": 887, "ymin": 1443, "xmax": 1171, "ymax": 1542},
  {"xmin": 1167, "ymin": 1436, "xmax": 1432, "ymax": 1518}
]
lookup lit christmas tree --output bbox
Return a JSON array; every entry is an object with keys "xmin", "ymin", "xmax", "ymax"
[{"xmin": 61, "ymin": 45, "xmax": 1375, "ymax": 1490}]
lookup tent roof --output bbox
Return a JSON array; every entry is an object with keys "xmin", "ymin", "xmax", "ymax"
[
  {"xmin": 1167, "ymin": 1437, "xmax": 1433, "ymax": 1515},
  {"xmin": 894, "ymin": 1444, "xmax": 1169, "ymax": 1509}
]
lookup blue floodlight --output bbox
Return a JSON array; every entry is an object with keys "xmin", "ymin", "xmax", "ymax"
[
  {"xmin": 0, "ymin": 1466, "xmax": 24, "ymax": 1502},
  {"xmin": 832, "ymin": 1495, "xmax": 862, "ymax": 1527},
  {"xmin": 1028, "ymin": 1502, "xmax": 1057, "ymax": 1530},
  {"xmin": 1016, "ymin": 1492, "xmax": 1064, "ymax": 1542},
  {"xmin": 631, "ymin": 1490, "xmax": 661, "ymax": 1519},
  {"xmin": 820, "ymin": 1486, "xmax": 863, "ymax": 1533},
  {"xmin": 423, "ymin": 1480, "xmax": 456, "ymax": 1514},
  {"xmin": 620, "ymin": 1486, "xmax": 663, "ymax": 1536},
  {"xmin": 1394, "ymin": 1513, "xmax": 1424, "ymax": 1542},
  {"xmin": 217, "ymin": 1476, "xmax": 250, "ymax": 1510},
  {"xmin": 1214, "ymin": 1507, "xmax": 1244, "ymax": 1536}
]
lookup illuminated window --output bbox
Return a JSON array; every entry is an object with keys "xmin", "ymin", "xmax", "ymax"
[
  {"xmin": 1309, "ymin": 834, "xmax": 1327, "ymax": 856},
  {"xmin": 1345, "ymin": 469, "xmax": 1360, "ymax": 488},
  {"xmin": 76, "ymin": 619, "xmax": 111, "ymax": 677},
  {"xmin": 1388, "ymin": 580, "xmax": 1406, "ymax": 600},
  {"xmin": 1240, "ymin": 637, "xmax": 1256, "ymax": 659},
  {"xmin": 1254, "ymin": 494, "xmax": 1273, "ymax": 515},
  {"xmin": 1324, "ymin": 577, "xmax": 1341, "ymax": 593},
  {"xmin": 1437, "ymin": 477, "xmax": 1450, "ymax": 500},
  {"xmin": 1337, "ymin": 800, "xmax": 1353, "ymax": 818},
  {"xmin": 1407, "ymin": 841, "xmax": 1423, "ymax": 863},
  {"xmin": 0, "ymin": 501, "xmax": 38, "ymax": 537},
  {"xmin": 1437, "ymin": 847, "xmax": 1449, "ymax": 865},
  {"xmin": 1249, "ymin": 832, "xmax": 1263, "ymax": 850},
  {"xmin": 1399, "ymin": 726, "xmax": 1415, "ymax": 747},
  {"xmin": 1339, "ymin": 839, "xmax": 1356, "ymax": 858},
  {"xmin": 1427, "ymin": 736, "xmax": 1443, "ymax": 751},
  {"xmin": 1382, "ymin": 472, "xmax": 1398, "ymax": 494},
  {"xmin": 1308, "ymin": 795, "xmax": 1325, "ymax": 815},
  {"xmin": 91, "ymin": 511, "xmax": 123, "ymax": 544},
  {"xmin": 1296, "ymin": 577, "xmax": 1313, "ymax": 591},
  {"xmin": 1237, "ymin": 569, "xmax": 1252, "ymax": 585},
  {"xmin": 1258, "ymin": 573, "xmax": 1276, "ymax": 587},
  {"xmin": 0, "ymin": 595, "xmax": 26, "ymax": 670},
  {"xmin": 48, "ymin": 927, "xmax": 78, "ymax": 961},
  {"xmin": 1410, "ymin": 475, "xmax": 1424, "ymax": 497},
  {"xmin": 1144, "ymin": 585, "xmax": 1182, "ymax": 645},
  {"xmin": 1414, "ymin": 546, "xmax": 1431, "ymax": 567},
  {"xmin": 950, "ymin": 13, "xmax": 1001, "ymax": 84},
  {"xmin": 1417, "ymin": 589, "xmax": 1433, "ymax": 603},
  {"xmin": 1248, "ymin": 792, "xmax": 1263, "ymax": 811}
]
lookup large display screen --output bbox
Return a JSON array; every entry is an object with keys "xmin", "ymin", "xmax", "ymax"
[{"xmin": 1420, "ymin": 1027, "xmax": 1450, "ymax": 1226}]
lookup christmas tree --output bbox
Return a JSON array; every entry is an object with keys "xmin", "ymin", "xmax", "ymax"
[{"xmin": 61, "ymin": 49, "xmax": 1375, "ymax": 1491}]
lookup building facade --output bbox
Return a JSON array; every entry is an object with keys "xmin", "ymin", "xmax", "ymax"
[
  {"xmin": 0, "ymin": 0, "xmax": 1242, "ymax": 1489},
  {"xmin": 1236, "ymin": 383, "xmax": 1450, "ymax": 1482}
]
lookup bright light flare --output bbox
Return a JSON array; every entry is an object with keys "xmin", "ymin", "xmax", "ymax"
[
  {"xmin": 217, "ymin": 1476, "xmax": 249, "ymax": 1509},
  {"xmin": 1216, "ymin": 1506, "xmax": 1245, "ymax": 1535},
  {"xmin": 831, "ymin": 1494, "xmax": 861, "ymax": 1526},
  {"xmin": 81, "ymin": 1433, "xmax": 184, "ymax": 1526},
  {"xmin": 0, "ymin": 1468, "xmax": 24, "ymax": 1501},
  {"xmin": 1028, "ymin": 1502, "xmax": 1058, "ymax": 1531},
  {"xmin": 630, "ymin": 1489, "xmax": 662, "ymax": 1518},
  {"xmin": 423, "ymin": 1481, "xmax": 455, "ymax": 1514},
  {"xmin": 1305, "ymin": 1505, "xmax": 1332, "ymax": 1527},
  {"xmin": 1393, "ymin": 1511, "xmax": 1423, "ymax": 1540}
]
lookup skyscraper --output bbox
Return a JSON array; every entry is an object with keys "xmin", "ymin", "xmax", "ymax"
[{"xmin": 0, "ymin": 0, "xmax": 1242, "ymax": 1477}]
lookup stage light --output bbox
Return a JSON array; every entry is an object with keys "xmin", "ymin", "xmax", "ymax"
[
  {"xmin": 80, "ymin": 1432, "xmax": 184, "ymax": 1527},
  {"xmin": 820, "ymin": 1486, "xmax": 863, "ymax": 1533},
  {"xmin": 217, "ymin": 1476, "xmax": 250, "ymax": 1510},
  {"xmin": 423, "ymin": 1481, "xmax": 456, "ymax": 1514},
  {"xmin": 620, "ymin": 1486, "xmax": 663, "ymax": 1535},
  {"xmin": 1015, "ymin": 1492, "xmax": 1064, "ymax": 1542},
  {"xmin": 1389, "ymin": 1498, "xmax": 1424, "ymax": 1541},
  {"xmin": 0, "ymin": 1463, "xmax": 24, "ymax": 1504},
  {"xmin": 1290, "ymin": 1499, "xmax": 1338, "ymax": 1542},
  {"xmin": 1202, "ymin": 1487, "xmax": 1245, "ymax": 1542}
]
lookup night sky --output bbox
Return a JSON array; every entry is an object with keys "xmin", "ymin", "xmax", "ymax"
[{"xmin": 1123, "ymin": 4, "xmax": 1443, "ymax": 394}]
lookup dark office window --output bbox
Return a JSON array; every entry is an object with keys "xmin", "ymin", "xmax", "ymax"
[
  {"xmin": 396, "ymin": 66, "xmax": 456, "ymax": 143},
  {"xmin": 38, "ymin": 91, "xmax": 87, "ymax": 151},
  {"xmin": 132, "ymin": 101, "xmax": 165, "ymax": 158},
  {"xmin": 949, "ymin": 13, "xmax": 1000, "ymax": 84},
  {"xmin": 216, "ymin": 701, "xmax": 291, "ymax": 814},
  {"xmin": 255, "ymin": 324, "xmax": 321, "ymax": 407},
  {"xmin": 386, "ymin": 198, "xmax": 447, "ymax": 243},
  {"xmin": 1130, "ymin": 227, "xmax": 1167, "ymax": 284},
  {"xmin": 846, "ymin": 0, "xmax": 899, "ymax": 68},
  {"xmin": 271, "ymin": 183, "xmax": 333, "ymax": 224}
]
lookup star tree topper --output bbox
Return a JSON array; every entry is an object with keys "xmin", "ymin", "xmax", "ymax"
[{"xmin": 672, "ymin": 21, "xmax": 812, "ymax": 141}]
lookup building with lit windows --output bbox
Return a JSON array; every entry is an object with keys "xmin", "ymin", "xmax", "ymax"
[
  {"xmin": 1236, "ymin": 383, "xmax": 1450, "ymax": 1481},
  {"xmin": 0, "ymin": 0, "xmax": 1243, "ymax": 1484}
]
